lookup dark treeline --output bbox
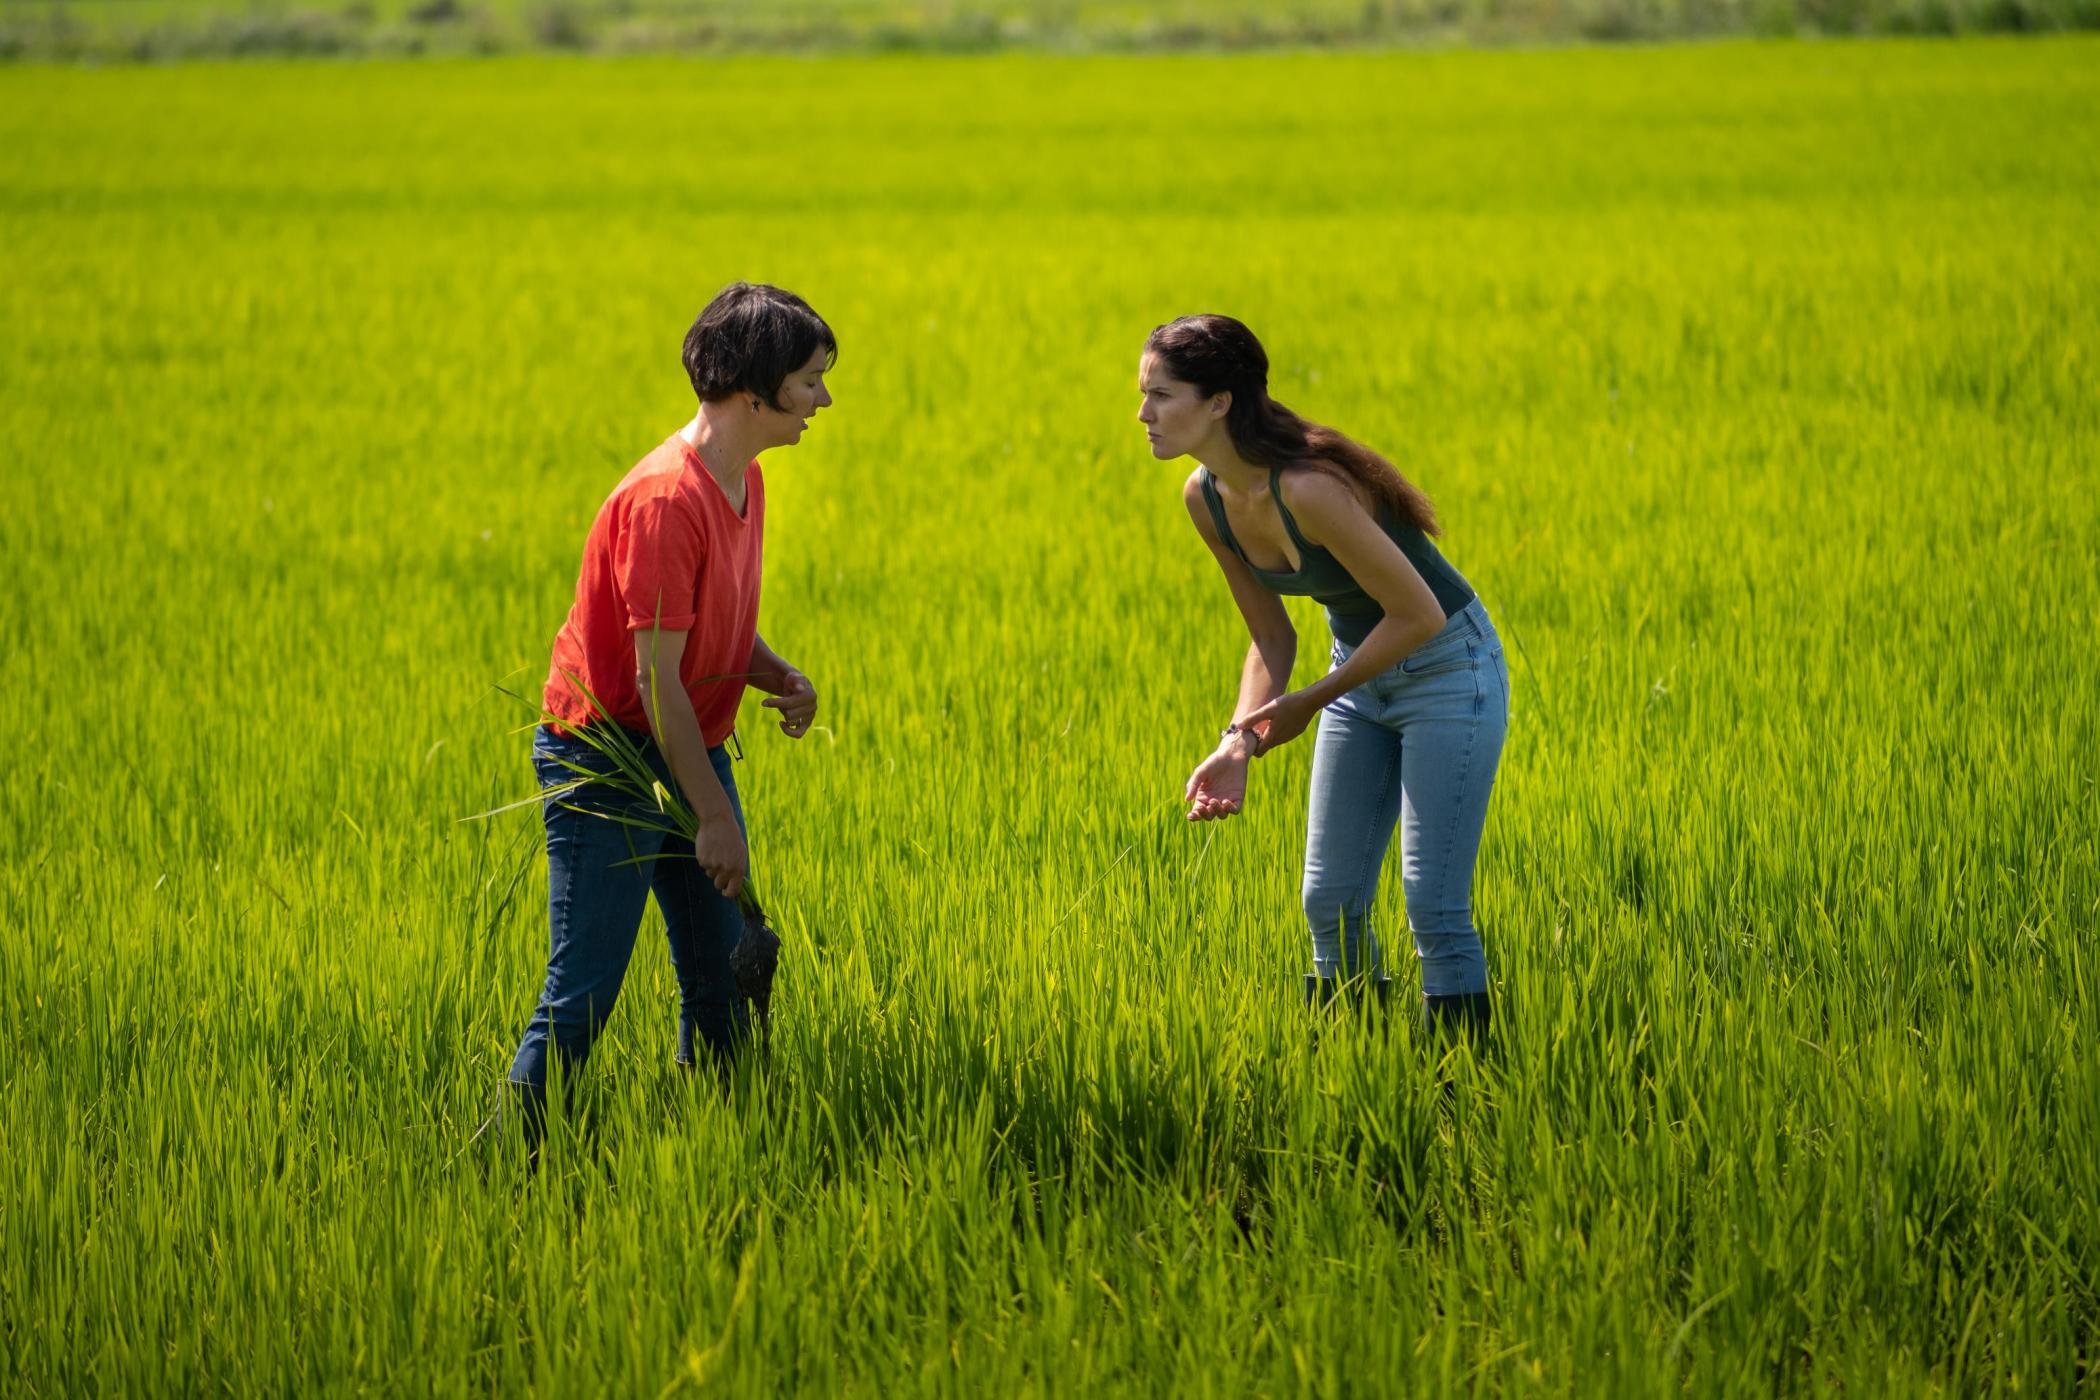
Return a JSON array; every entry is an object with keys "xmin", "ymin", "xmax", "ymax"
[{"xmin": 5, "ymin": 0, "xmax": 2095, "ymax": 62}]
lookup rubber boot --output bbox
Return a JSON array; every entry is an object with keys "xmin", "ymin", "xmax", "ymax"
[
  {"xmin": 1304, "ymin": 973, "xmax": 1393, "ymax": 1016},
  {"xmin": 1422, "ymin": 992, "xmax": 1494, "ymax": 1054},
  {"xmin": 462, "ymin": 1081, "xmax": 545, "ymax": 1178}
]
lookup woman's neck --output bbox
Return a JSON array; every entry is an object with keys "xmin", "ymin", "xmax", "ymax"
[
  {"xmin": 681, "ymin": 405, "xmax": 761, "ymax": 493},
  {"xmin": 1197, "ymin": 433, "xmax": 1266, "ymax": 497}
]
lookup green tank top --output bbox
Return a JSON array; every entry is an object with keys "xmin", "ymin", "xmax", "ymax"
[{"xmin": 1198, "ymin": 467, "xmax": 1475, "ymax": 648}]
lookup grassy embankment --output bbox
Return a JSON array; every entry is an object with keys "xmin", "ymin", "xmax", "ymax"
[{"xmin": 6, "ymin": 0, "xmax": 2096, "ymax": 60}]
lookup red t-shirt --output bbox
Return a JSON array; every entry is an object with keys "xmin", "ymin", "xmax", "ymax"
[{"xmin": 544, "ymin": 434, "xmax": 765, "ymax": 748}]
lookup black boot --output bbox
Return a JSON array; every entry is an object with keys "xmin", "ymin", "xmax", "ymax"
[
  {"xmin": 461, "ymin": 1080, "xmax": 546, "ymax": 1178},
  {"xmin": 1422, "ymin": 992, "xmax": 1493, "ymax": 1052},
  {"xmin": 1304, "ymin": 973, "xmax": 1393, "ymax": 1015}
]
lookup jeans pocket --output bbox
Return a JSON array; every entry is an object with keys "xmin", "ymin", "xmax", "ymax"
[
  {"xmin": 1400, "ymin": 629, "xmax": 1474, "ymax": 676},
  {"xmin": 536, "ymin": 728, "xmax": 600, "ymax": 782},
  {"xmin": 536, "ymin": 728, "xmax": 639, "ymax": 824}
]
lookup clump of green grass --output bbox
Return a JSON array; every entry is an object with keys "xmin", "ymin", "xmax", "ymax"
[{"xmin": 474, "ymin": 664, "xmax": 785, "ymax": 1033}]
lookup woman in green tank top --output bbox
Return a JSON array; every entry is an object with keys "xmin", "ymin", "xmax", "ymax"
[{"xmin": 1140, "ymin": 315, "xmax": 1510, "ymax": 1040}]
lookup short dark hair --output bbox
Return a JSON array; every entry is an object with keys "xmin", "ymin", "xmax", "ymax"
[{"xmin": 682, "ymin": 282, "xmax": 837, "ymax": 411}]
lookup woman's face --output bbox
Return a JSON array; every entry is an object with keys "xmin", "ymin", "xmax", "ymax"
[
  {"xmin": 1137, "ymin": 352, "xmax": 1224, "ymax": 461},
  {"xmin": 759, "ymin": 344, "xmax": 834, "ymax": 448}
]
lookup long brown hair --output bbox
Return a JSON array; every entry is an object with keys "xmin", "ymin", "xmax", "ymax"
[{"xmin": 1144, "ymin": 314, "xmax": 1439, "ymax": 535}]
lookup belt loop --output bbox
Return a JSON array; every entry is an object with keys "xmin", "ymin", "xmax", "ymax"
[{"xmin": 726, "ymin": 730, "xmax": 744, "ymax": 762}]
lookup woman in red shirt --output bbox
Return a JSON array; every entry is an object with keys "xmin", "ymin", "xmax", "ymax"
[{"xmin": 503, "ymin": 283, "xmax": 833, "ymax": 1143}]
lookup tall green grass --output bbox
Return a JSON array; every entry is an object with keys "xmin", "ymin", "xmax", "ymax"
[{"xmin": 1, "ymin": 38, "xmax": 2096, "ymax": 1395}]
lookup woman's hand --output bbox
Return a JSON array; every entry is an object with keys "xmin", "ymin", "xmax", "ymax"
[
  {"xmin": 1185, "ymin": 746, "xmax": 1250, "ymax": 821},
  {"xmin": 761, "ymin": 669, "xmax": 818, "ymax": 738},
  {"xmin": 694, "ymin": 812, "xmax": 749, "ymax": 898},
  {"xmin": 1238, "ymin": 690, "xmax": 1321, "ymax": 755}
]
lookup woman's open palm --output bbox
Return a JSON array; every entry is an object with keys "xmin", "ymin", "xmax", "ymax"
[{"xmin": 1185, "ymin": 751, "xmax": 1248, "ymax": 821}]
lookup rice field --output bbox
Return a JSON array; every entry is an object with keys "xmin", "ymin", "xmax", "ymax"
[{"xmin": 2, "ymin": 37, "xmax": 2097, "ymax": 1395}]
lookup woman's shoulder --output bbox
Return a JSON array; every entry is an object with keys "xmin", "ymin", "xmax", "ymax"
[
  {"xmin": 1275, "ymin": 460, "xmax": 1370, "ymax": 520},
  {"xmin": 1182, "ymin": 467, "xmax": 1224, "ymax": 537},
  {"xmin": 1183, "ymin": 466, "xmax": 1225, "ymax": 513}
]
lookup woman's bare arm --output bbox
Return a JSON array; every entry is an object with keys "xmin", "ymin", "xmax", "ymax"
[
  {"xmin": 634, "ymin": 625, "xmax": 747, "ymax": 896},
  {"xmin": 1182, "ymin": 470, "xmax": 1296, "ymax": 758}
]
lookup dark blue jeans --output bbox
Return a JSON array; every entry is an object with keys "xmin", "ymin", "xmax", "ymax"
[{"xmin": 505, "ymin": 724, "xmax": 750, "ymax": 1124}]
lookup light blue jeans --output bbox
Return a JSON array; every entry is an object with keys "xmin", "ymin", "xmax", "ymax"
[{"xmin": 1302, "ymin": 597, "xmax": 1509, "ymax": 996}]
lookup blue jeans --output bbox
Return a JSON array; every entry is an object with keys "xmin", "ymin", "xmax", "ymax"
[
  {"xmin": 505, "ymin": 724, "xmax": 751, "ymax": 1121},
  {"xmin": 1302, "ymin": 598, "xmax": 1509, "ymax": 997}
]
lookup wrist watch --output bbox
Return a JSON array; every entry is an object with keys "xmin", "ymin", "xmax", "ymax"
[{"xmin": 1222, "ymin": 722, "xmax": 1264, "ymax": 757}]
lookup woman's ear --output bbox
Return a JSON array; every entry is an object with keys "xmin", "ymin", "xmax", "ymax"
[{"xmin": 1209, "ymin": 390, "xmax": 1232, "ymax": 420}]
